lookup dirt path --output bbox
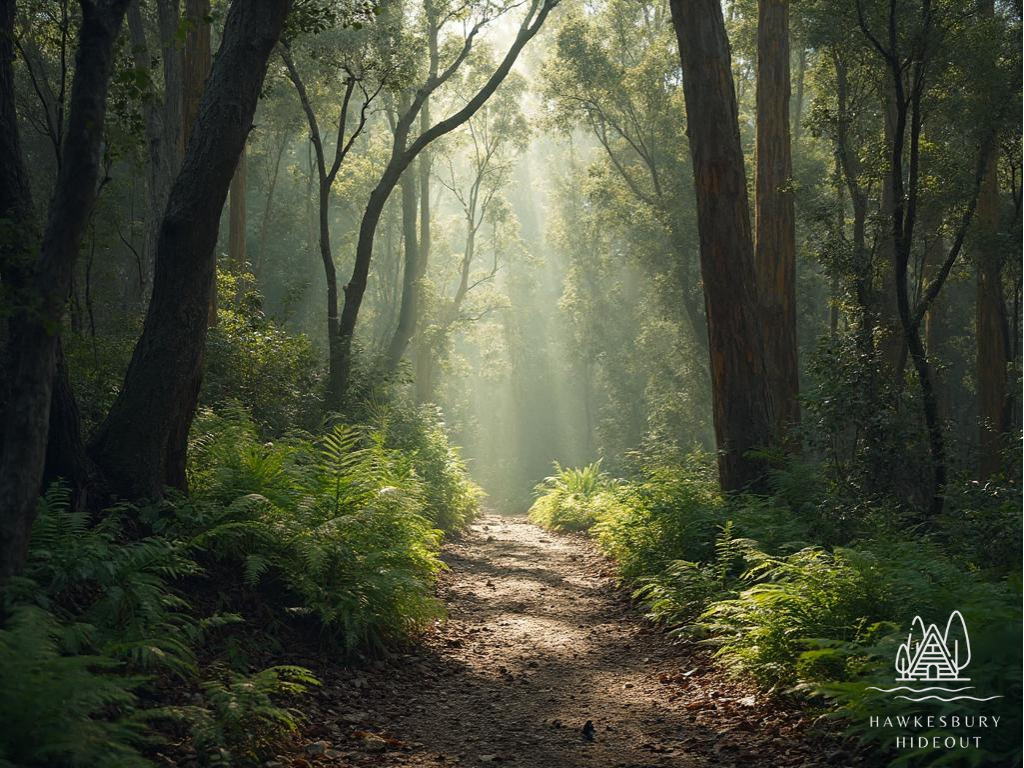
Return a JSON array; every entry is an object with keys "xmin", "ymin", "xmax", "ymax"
[{"xmin": 295, "ymin": 516, "xmax": 842, "ymax": 768}]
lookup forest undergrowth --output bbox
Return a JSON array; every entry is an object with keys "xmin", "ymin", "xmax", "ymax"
[
  {"xmin": 529, "ymin": 450, "xmax": 1022, "ymax": 767},
  {"xmin": 0, "ymin": 279, "xmax": 482, "ymax": 767}
]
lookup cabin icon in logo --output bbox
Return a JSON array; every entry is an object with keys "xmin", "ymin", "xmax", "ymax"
[{"xmin": 895, "ymin": 611, "xmax": 970, "ymax": 682}]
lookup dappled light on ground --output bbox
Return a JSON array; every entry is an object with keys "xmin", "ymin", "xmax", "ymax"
[{"xmin": 295, "ymin": 517, "xmax": 840, "ymax": 767}]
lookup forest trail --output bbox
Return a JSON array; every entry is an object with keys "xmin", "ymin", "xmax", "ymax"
[{"xmin": 297, "ymin": 516, "xmax": 839, "ymax": 768}]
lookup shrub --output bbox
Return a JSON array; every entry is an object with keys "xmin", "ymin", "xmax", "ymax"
[
  {"xmin": 202, "ymin": 270, "xmax": 323, "ymax": 434},
  {"xmin": 0, "ymin": 607, "xmax": 149, "ymax": 768},
  {"xmin": 1, "ymin": 398, "xmax": 470, "ymax": 764},
  {"xmin": 700, "ymin": 545, "xmax": 893, "ymax": 688},
  {"xmin": 528, "ymin": 461, "xmax": 622, "ymax": 532},
  {"xmin": 593, "ymin": 453, "xmax": 723, "ymax": 577},
  {"xmin": 160, "ymin": 665, "xmax": 319, "ymax": 766},
  {"xmin": 577, "ymin": 449, "xmax": 1022, "ymax": 767},
  {"xmin": 365, "ymin": 398, "xmax": 483, "ymax": 533},
  {"xmin": 186, "ymin": 407, "xmax": 446, "ymax": 650}
]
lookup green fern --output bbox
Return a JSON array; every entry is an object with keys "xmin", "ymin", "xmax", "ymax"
[{"xmin": 0, "ymin": 607, "xmax": 152, "ymax": 768}]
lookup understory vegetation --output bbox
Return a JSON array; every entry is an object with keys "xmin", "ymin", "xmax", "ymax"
[
  {"xmin": 1, "ymin": 0, "xmax": 1019, "ymax": 765},
  {"xmin": 530, "ymin": 452, "xmax": 1022, "ymax": 766},
  {"xmin": 0, "ymin": 280, "xmax": 481, "ymax": 766}
]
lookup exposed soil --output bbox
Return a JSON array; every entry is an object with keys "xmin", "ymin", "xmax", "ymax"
[{"xmin": 287, "ymin": 515, "xmax": 849, "ymax": 768}]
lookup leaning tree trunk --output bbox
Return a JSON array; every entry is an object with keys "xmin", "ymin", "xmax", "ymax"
[
  {"xmin": 90, "ymin": 0, "xmax": 292, "ymax": 501},
  {"xmin": 334, "ymin": 0, "xmax": 557, "ymax": 397},
  {"xmin": 668, "ymin": 0, "xmax": 776, "ymax": 492},
  {"xmin": 754, "ymin": 0, "xmax": 799, "ymax": 437},
  {"xmin": 0, "ymin": 0, "xmax": 131, "ymax": 584}
]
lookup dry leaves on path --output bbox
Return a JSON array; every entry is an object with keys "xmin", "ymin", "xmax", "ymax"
[{"xmin": 276, "ymin": 516, "xmax": 853, "ymax": 768}]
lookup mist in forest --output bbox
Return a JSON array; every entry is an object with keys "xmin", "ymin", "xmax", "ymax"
[{"xmin": 1, "ymin": 0, "xmax": 1020, "ymax": 764}]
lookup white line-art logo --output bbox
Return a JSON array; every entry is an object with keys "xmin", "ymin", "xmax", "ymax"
[{"xmin": 867, "ymin": 611, "xmax": 1003, "ymax": 702}]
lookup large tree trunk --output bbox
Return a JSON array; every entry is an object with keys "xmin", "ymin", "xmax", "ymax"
[
  {"xmin": 90, "ymin": 0, "xmax": 292, "ymax": 501},
  {"xmin": 754, "ymin": 0, "xmax": 799, "ymax": 437},
  {"xmin": 975, "ymin": 132, "xmax": 1009, "ymax": 479},
  {"xmin": 975, "ymin": 0, "xmax": 1009, "ymax": 480},
  {"xmin": 668, "ymin": 0, "xmax": 775, "ymax": 492},
  {"xmin": 0, "ymin": 0, "xmax": 131, "ymax": 584}
]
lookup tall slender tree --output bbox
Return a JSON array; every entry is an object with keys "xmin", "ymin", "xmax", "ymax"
[
  {"xmin": 856, "ymin": 0, "xmax": 993, "ymax": 517},
  {"xmin": 755, "ymin": 0, "xmax": 799, "ymax": 436},
  {"xmin": 281, "ymin": 28, "xmax": 392, "ymax": 405},
  {"xmin": 667, "ymin": 0, "xmax": 776, "ymax": 491},
  {"xmin": 334, "ymin": 0, "xmax": 560, "ymax": 400}
]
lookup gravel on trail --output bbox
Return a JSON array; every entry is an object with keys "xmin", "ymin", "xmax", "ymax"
[{"xmin": 284, "ymin": 515, "xmax": 847, "ymax": 768}]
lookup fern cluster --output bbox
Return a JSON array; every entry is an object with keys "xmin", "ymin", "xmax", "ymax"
[
  {"xmin": 1, "ymin": 400, "xmax": 478, "ymax": 766},
  {"xmin": 186, "ymin": 407, "xmax": 446, "ymax": 650},
  {"xmin": 528, "ymin": 461, "xmax": 624, "ymax": 531},
  {"xmin": 1, "ymin": 487, "xmax": 311, "ymax": 766},
  {"xmin": 542, "ymin": 452, "xmax": 1022, "ymax": 766}
]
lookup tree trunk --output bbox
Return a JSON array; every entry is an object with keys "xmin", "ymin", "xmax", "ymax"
[
  {"xmin": 126, "ymin": 0, "xmax": 182, "ymax": 300},
  {"xmin": 386, "ymin": 167, "xmax": 420, "ymax": 369},
  {"xmin": 385, "ymin": 100, "xmax": 435, "ymax": 372},
  {"xmin": 256, "ymin": 129, "xmax": 288, "ymax": 277},
  {"xmin": 924, "ymin": 232, "xmax": 951, "ymax": 422},
  {"xmin": 419, "ymin": 101, "xmax": 432, "ymax": 273},
  {"xmin": 43, "ymin": 343, "xmax": 89, "ymax": 512},
  {"xmin": 228, "ymin": 144, "xmax": 247, "ymax": 279},
  {"xmin": 411, "ymin": 103, "xmax": 434, "ymax": 400},
  {"xmin": 668, "ymin": 0, "xmax": 775, "ymax": 492},
  {"xmin": 157, "ymin": 0, "xmax": 184, "ymax": 158},
  {"xmin": 334, "ymin": 0, "xmax": 556, "ymax": 396},
  {"xmin": 90, "ymin": 0, "xmax": 292, "ymax": 501},
  {"xmin": 975, "ymin": 0, "xmax": 1009, "ymax": 480},
  {"xmin": 182, "ymin": 0, "xmax": 210, "ymax": 143},
  {"xmin": 975, "ymin": 129, "xmax": 1009, "ymax": 479},
  {"xmin": 320, "ymin": 177, "xmax": 343, "ymax": 408},
  {"xmin": 877, "ymin": 90, "xmax": 905, "ymax": 378},
  {"xmin": 0, "ymin": 0, "xmax": 131, "ymax": 583},
  {"xmin": 793, "ymin": 45, "xmax": 806, "ymax": 143},
  {"xmin": 755, "ymin": 0, "xmax": 799, "ymax": 437}
]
